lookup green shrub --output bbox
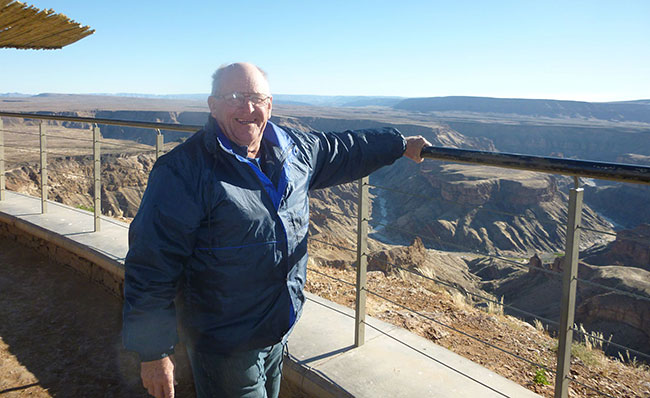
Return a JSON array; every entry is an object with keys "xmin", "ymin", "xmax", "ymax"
[
  {"xmin": 76, "ymin": 204, "xmax": 94, "ymax": 212},
  {"xmin": 533, "ymin": 368, "xmax": 551, "ymax": 385}
]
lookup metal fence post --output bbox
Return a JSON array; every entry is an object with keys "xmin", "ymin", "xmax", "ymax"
[
  {"xmin": 39, "ymin": 121, "xmax": 47, "ymax": 213},
  {"xmin": 0, "ymin": 118, "xmax": 4, "ymax": 201},
  {"xmin": 554, "ymin": 184, "xmax": 584, "ymax": 398},
  {"xmin": 156, "ymin": 129, "xmax": 164, "ymax": 160},
  {"xmin": 93, "ymin": 124, "xmax": 101, "ymax": 232},
  {"xmin": 355, "ymin": 176, "xmax": 369, "ymax": 347}
]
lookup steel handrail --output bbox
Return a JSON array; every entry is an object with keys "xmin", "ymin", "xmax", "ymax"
[
  {"xmin": 0, "ymin": 111, "xmax": 201, "ymax": 132},
  {"xmin": 422, "ymin": 146, "xmax": 650, "ymax": 185},
  {"xmin": 4, "ymin": 111, "xmax": 650, "ymax": 185}
]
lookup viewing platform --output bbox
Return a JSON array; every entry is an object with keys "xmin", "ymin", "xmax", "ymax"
[{"xmin": 0, "ymin": 189, "xmax": 541, "ymax": 397}]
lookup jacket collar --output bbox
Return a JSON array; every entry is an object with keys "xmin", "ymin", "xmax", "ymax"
[{"xmin": 202, "ymin": 116, "xmax": 294, "ymax": 159}]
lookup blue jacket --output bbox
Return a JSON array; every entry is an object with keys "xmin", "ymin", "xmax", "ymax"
[{"xmin": 122, "ymin": 117, "xmax": 406, "ymax": 360}]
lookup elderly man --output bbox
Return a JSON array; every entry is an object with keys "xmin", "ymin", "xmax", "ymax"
[{"xmin": 123, "ymin": 62, "xmax": 429, "ymax": 398}]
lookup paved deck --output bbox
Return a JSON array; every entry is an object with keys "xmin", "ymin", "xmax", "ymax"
[{"xmin": 0, "ymin": 190, "xmax": 540, "ymax": 398}]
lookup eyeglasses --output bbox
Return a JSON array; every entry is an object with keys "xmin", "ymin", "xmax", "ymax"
[{"xmin": 217, "ymin": 92, "xmax": 271, "ymax": 107}]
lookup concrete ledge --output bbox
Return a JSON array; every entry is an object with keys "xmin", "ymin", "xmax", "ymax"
[
  {"xmin": 0, "ymin": 209, "xmax": 125, "ymax": 297},
  {"xmin": 0, "ymin": 190, "xmax": 541, "ymax": 398},
  {"xmin": 287, "ymin": 294, "xmax": 541, "ymax": 398},
  {"xmin": 283, "ymin": 355, "xmax": 355, "ymax": 398}
]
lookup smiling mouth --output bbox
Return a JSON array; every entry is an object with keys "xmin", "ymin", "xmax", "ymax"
[{"xmin": 235, "ymin": 118, "xmax": 256, "ymax": 125}]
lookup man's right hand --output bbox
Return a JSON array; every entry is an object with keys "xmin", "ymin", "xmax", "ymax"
[{"xmin": 141, "ymin": 356, "xmax": 175, "ymax": 398}]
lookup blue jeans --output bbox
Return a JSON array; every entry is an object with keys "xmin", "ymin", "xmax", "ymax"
[{"xmin": 187, "ymin": 342, "xmax": 285, "ymax": 398}]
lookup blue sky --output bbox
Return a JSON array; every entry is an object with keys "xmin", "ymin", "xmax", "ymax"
[{"xmin": 2, "ymin": 0, "xmax": 649, "ymax": 101}]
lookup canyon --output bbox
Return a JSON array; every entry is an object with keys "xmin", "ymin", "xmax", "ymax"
[{"xmin": 2, "ymin": 94, "xmax": 649, "ymax": 364}]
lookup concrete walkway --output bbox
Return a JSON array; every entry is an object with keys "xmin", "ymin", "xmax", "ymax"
[{"xmin": 0, "ymin": 190, "xmax": 540, "ymax": 398}]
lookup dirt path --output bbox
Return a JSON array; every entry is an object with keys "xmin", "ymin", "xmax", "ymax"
[{"xmin": 0, "ymin": 239, "xmax": 195, "ymax": 397}]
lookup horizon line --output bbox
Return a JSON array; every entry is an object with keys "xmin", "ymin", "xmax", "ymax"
[{"xmin": 2, "ymin": 92, "xmax": 649, "ymax": 104}]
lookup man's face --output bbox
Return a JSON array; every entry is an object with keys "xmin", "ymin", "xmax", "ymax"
[{"xmin": 208, "ymin": 66, "xmax": 272, "ymax": 150}]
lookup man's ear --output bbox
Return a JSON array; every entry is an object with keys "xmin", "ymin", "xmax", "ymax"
[{"xmin": 207, "ymin": 95, "xmax": 218, "ymax": 113}]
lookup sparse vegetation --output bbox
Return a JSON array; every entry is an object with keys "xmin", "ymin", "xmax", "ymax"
[
  {"xmin": 618, "ymin": 350, "xmax": 647, "ymax": 369},
  {"xmin": 75, "ymin": 204, "xmax": 94, "ymax": 212},
  {"xmin": 307, "ymin": 265, "xmax": 650, "ymax": 397},
  {"xmin": 450, "ymin": 290, "xmax": 470, "ymax": 310},
  {"xmin": 576, "ymin": 323, "xmax": 611, "ymax": 352},
  {"xmin": 549, "ymin": 335, "xmax": 606, "ymax": 369},
  {"xmin": 487, "ymin": 295, "xmax": 504, "ymax": 315},
  {"xmin": 571, "ymin": 342, "xmax": 601, "ymax": 368},
  {"xmin": 533, "ymin": 367, "xmax": 551, "ymax": 386}
]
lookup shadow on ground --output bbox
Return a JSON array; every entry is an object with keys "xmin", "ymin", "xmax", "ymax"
[{"xmin": 0, "ymin": 238, "xmax": 195, "ymax": 397}]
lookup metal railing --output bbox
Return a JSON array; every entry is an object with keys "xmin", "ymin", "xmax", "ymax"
[
  {"xmin": 350, "ymin": 148, "xmax": 649, "ymax": 398},
  {"xmin": 0, "ymin": 112, "xmax": 199, "ymax": 231},
  {"xmin": 1, "ymin": 111, "xmax": 650, "ymax": 398}
]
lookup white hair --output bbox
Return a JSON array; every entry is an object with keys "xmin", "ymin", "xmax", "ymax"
[{"xmin": 210, "ymin": 63, "xmax": 269, "ymax": 96}]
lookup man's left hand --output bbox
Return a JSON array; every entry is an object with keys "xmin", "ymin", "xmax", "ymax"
[{"xmin": 403, "ymin": 136, "xmax": 432, "ymax": 163}]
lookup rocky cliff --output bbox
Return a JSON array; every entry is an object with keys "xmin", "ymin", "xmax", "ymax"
[
  {"xmin": 583, "ymin": 183, "xmax": 650, "ymax": 228},
  {"xmin": 445, "ymin": 121, "xmax": 650, "ymax": 162},
  {"xmin": 471, "ymin": 255, "xmax": 650, "ymax": 358},
  {"xmin": 371, "ymin": 157, "xmax": 613, "ymax": 255},
  {"xmin": 6, "ymin": 152, "xmax": 156, "ymax": 219},
  {"xmin": 582, "ymin": 224, "xmax": 650, "ymax": 272},
  {"xmin": 393, "ymin": 96, "xmax": 650, "ymax": 123}
]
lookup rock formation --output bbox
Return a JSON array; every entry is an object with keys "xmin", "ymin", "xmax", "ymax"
[
  {"xmin": 6, "ymin": 152, "xmax": 155, "ymax": 219},
  {"xmin": 371, "ymin": 158, "xmax": 613, "ymax": 255},
  {"xmin": 582, "ymin": 224, "xmax": 650, "ymax": 272},
  {"xmin": 479, "ymin": 254, "xmax": 650, "ymax": 358},
  {"xmin": 584, "ymin": 183, "xmax": 650, "ymax": 228},
  {"xmin": 575, "ymin": 264, "xmax": 650, "ymax": 357}
]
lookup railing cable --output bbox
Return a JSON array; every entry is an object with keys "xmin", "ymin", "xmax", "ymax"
[
  {"xmin": 578, "ymin": 226, "xmax": 616, "ymax": 237},
  {"xmin": 369, "ymin": 183, "xmax": 431, "ymax": 200},
  {"xmin": 308, "ymin": 237, "xmax": 357, "ymax": 253},
  {"xmin": 306, "ymin": 267, "xmax": 356, "ymax": 287},
  {"xmin": 6, "ymin": 144, "xmax": 40, "ymax": 151},
  {"xmin": 570, "ymin": 325, "xmax": 650, "ymax": 361},
  {"xmin": 579, "ymin": 226, "xmax": 650, "ymax": 246},
  {"xmin": 312, "ymin": 209, "xmax": 351, "ymax": 218},
  {"xmin": 567, "ymin": 375, "xmax": 617, "ymax": 398},
  {"xmin": 369, "ymin": 256, "xmax": 561, "ymax": 327},
  {"xmin": 0, "ymin": 129, "xmax": 41, "ymax": 137},
  {"xmin": 574, "ymin": 276, "xmax": 650, "ymax": 303},
  {"xmin": 118, "ymin": 183, "xmax": 148, "ymax": 189},
  {"xmin": 364, "ymin": 287, "xmax": 556, "ymax": 375},
  {"xmin": 369, "ymin": 183, "xmax": 559, "ymax": 228},
  {"xmin": 371, "ymin": 220, "xmax": 563, "ymax": 279},
  {"xmin": 43, "ymin": 169, "xmax": 92, "ymax": 180},
  {"xmin": 44, "ymin": 134, "xmax": 94, "ymax": 143},
  {"xmin": 46, "ymin": 150, "xmax": 90, "ymax": 158},
  {"xmin": 99, "ymin": 140, "xmax": 156, "ymax": 151}
]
